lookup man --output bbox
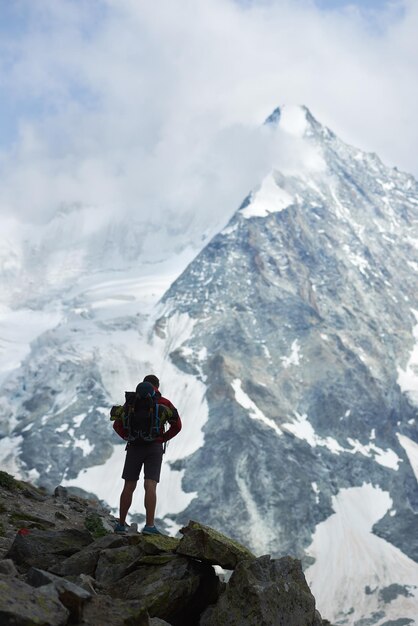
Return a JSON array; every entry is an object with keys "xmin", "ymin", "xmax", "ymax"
[{"xmin": 113, "ymin": 374, "xmax": 182, "ymax": 535}]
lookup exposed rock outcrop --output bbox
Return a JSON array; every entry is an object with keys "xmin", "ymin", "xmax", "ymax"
[
  {"xmin": 177, "ymin": 520, "xmax": 255, "ymax": 569},
  {"xmin": 0, "ymin": 473, "xmax": 328, "ymax": 625}
]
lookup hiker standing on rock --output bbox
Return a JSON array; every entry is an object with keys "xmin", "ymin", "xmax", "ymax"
[{"xmin": 110, "ymin": 374, "xmax": 182, "ymax": 535}]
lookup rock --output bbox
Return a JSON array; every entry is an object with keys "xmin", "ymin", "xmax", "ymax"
[
  {"xmin": 0, "ymin": 573, "xmax": 69, "ymax": 625},
  {"xmin": 83, "ymin": 532, "xmax": 129, "ymax": 552},
  {"xmin": 95, "ymin": 534, "xmax": 180, "ymax": 585},
  {"xmin": 20, "ymin": 486, "xmax": 49, "ymax": 502},
  {"xmin": 10, "ymin": 511, "xmax": 56, "ymax": 530},
  {"xmin": 53, "ymin": 547, "xmax": 99, "ymax": 577},
  {"xmin": 27, "ymin": 567, "xmax": 92, "ymax": 622},
  {"xmin": 0, "ymin": 559, "xmax": 18, "ymax": 576},
  {"xmin": 69, "ymin": 495, "xmax": 87, "ymax": 513},
  {"xmin": 200, "ymin": 555, "xmax": 322, "ymax": 626},
  {"xmin": 95, "ymin": 544, "xmax": 145, "ymax": 584},
  {"xmin": 109, "ymin": 554, "xmax": 221, "ymax": 625},
  {"xmin": 51, "ymin": 533, "xmax": 128, "ymax": 577},
  {"xmin": 54, "ymin": 511, "xmax": 69, "ymax": 521},
  {"xmin": 6, "ymin": 528, "xmax": 94, "ymax": 571},
  {"xmin": 1, "ymin": 472, "xmax": 328, "ymax": 624},
  {"xmin": 70, "ymin": 573, "xmax": 99, "ymax": 595},
  {"xmin": 54, "ymin": 485, "xmax": 69, "ymax": 501},
  {"xmin": 130, "ymin": 533, "xmax": 180, "ymax": 554},
  {"xmin": 82, "ymin": 594, "xmax": 151, "ymax": 626},
  {"xmin": 177, "ymin": 520, "xmax": 255, "ymax": 569},
  {"xmin": 0, "ymin": 536, "xmax": 13, "ymax": 554}
]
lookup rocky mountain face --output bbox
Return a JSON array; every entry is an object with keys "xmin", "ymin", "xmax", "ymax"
[
  {"xmin": 156, "ymin": 106, "xmax": 418, "ymax": 624},
  {"xmin": 0, "ymin": 105, "xmax": 418, "ymax": 625},
  {"xmin": 0, "ymin": 471, "xmax": 327, "ymax": 625}
]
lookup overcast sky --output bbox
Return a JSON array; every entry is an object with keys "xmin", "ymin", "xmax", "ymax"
[{"xmin": 0, "ymin": 0, "xmax": 417, "ymax": 237}]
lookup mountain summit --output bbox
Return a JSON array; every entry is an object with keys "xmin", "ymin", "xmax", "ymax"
[
  {"xmin": 0, "ymin": 106, "xmax": 418, "ymax": 624},
  {"xmin": 264, "ymin": 103, "xmax": 322, "ymax": 137},
  {"xmin": 158, "ymin": 105, "xmax": 418, "ymax": 623}
]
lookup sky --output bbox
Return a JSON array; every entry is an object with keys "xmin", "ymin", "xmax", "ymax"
[{"xmin": 0, "ymin": 0, "xmax": 417, "ymax": 241}]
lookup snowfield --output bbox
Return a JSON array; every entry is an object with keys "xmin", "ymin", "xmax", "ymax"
[{"xmin": 306, "ymin": 483, "xmax": 418, "ymax": 625}]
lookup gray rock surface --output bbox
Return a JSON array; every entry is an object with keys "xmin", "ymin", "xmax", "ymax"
[
  {"xmin": 51, "ymin": 533, "xmax": 128, "ymax": 577},
  {"xmin": 109, "ymin": 554, "xmax": 221, "ymax": 625},
  {"xmin": 0, "ymin": 573, "xmax": 70, "ymax": 625},
  {"xmin": 0, "ymin": 558, "xmax": 18, "ymax": 577},
  {"xmin": 200, "ymin": 555, "xmax": 321, "ymax": 626},
  {"xmin": 27, "ymin": 568, "xmax": 92, "ymax": 622},
  {"xmin": 6, "ymin": 527, "xmax": 94, "ymax": 571},
  {"xmin": 177, "ymin": 519, "xmax": 255, "ymax": 569},
  {"xmin": 0, "ymin": 474, "xmax": 327, "ymax": 625}
]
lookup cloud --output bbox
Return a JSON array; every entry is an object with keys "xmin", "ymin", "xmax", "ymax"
[{"xmin": 0, "ymin": 0, "xmax": 417, "ymax": 246}]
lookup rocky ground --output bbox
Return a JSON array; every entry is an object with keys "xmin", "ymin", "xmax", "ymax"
[{"xmin": 0, "ymin": 470, "xmax": 331, "ymax": 625}]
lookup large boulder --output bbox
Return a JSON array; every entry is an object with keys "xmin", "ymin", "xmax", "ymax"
[
  {"xmin": 95, "ymin": 534, "xmax": 181, "ymax": 585},
  {"xmin": 27, "ymin": 568, "xmax": 92, "ymax": 622},
  {"xmin": 0, "ymin": 574, "xmax": 69, "ymax": 625},
  {"xmin": 200, "ymin": 555, "xmax": 323, "ymax": 626},
  {"xmin": 130, "ymin": 533, "xmax": 180, "ymax": 555},
  {"xmin": 51, "ymin": 533, "xmax": 128, "ymax": 576},
  {"xmin": 6, "ymin": 528, "xmax": 94, "ymax": 571},
  {"xmin": 95, "ymin": 544, "xmax": 145, "ymax": 584},
  {"xmin": 81, "ymin": 595, "xmax": 152, "ymax": 626},
  {"xmin": 108, "ymin": 554, "xmax": 221, "ymax": 625},
  {"xmin": 176, "ymin": 520, "xmax": 255, "ymax": 569}
]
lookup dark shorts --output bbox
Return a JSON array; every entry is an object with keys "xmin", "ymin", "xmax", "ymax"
[{"xmin": 122, "ymin": 441, "xmax": 163, "ymax": 483}]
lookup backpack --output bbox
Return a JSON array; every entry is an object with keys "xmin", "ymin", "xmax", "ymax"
[
  {"xmin": 125, "ymin": 382, "xmax": 160, "ymax": 443},
  {"xmin": 110, "ymin": 382, "xmax": 172, "ymax": 443}
]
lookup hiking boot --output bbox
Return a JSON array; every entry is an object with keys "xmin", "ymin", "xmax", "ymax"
[
  {"xmin": 142, "ymin": 525, "xmax": 162, "ymax": 535},
  {"xmin": 114, "ymin": 522, "xmax": 128, "ymax": 534}
]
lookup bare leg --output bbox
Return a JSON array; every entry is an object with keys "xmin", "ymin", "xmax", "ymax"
[
  {"xmin": 119, "ymin": 480, "xmax": 137, "ymax": 525},
  {"xmin": 144, "ymin": 479, "xmax": 157, "ymax": 526}
]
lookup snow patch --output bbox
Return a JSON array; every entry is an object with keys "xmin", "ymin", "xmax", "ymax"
[
  {"xmin": 232, "ymin": 378, "xmax": 282, "ymax": 437},
  {"xmin": 65, "ymin": 310, "xmax": 207, "ymax": 519},
  {"xmin": 283, "ymin": 412, "xmax": 344, "ymax": 454},
  {"xmin": 281, "ymin": 340, "xmax": 301, "ymax": 368},
  {"xmin": 279, "ymin": 104, "xmax": 308, "ymax": 137},
  {"xmin": 306, "ymin": 484, "xmax": 418, "ymax": 624},
  {"xmin": 0, "ymin": 436, "xmax": 24, "ymax": 478},
  {"xmin": 62, "ymin": 443, "xmax": 127, "ymax": 506},
  {"xmin": 72, "ymin": 413, "xmax": 87, "ymax": 428},
  {"xmin": 312, "ymin": 482, "xmax": 320, "ymax": 504},
  {"xmin": 346, "ymin": 438, "xmax": 401, "ymax": 470},
  {"xmin": 221, "ymin": 222, "xmax": 238, "ymax": 236},
  {"xmin": 27, "ymin": 468, "xmax": 40, "ymax": 482},
  {"xmin": 0, "ymin": 304, "xmax": 62, "ymax": 383},
  {"xmin": 397, "ymin": 433, "xmax": 418, "ymax": 483},
  {"xmin": 241, "ymin": 174, "xmax": 293, "ymax": 219},
  {"xmin": 156, "ymin": 466, "xmax": 197, "ymax": 518},
  {"xmin": 74, "ymin": 437, "xmax": 94, "ymax": 457},
  {"xmin": 397, "ymin": 309, "xmax": 418, "ymax": 406},
  {"xmin": 55, "ymin": 423, "xmax": 69, "ymax": 433},
  {"xmin": 282, "ymin": 415, "xmax": 400, "ymax": 468}
]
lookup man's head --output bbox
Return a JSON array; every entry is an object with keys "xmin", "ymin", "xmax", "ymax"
[{"xmin": 143, "ymin": 374, "xmax": 159, "ymax": 389}]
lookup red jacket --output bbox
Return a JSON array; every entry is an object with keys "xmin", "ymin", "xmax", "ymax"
[{"xmin": 155, "ymin": 392, "xmax": 182, "ymax": 442}]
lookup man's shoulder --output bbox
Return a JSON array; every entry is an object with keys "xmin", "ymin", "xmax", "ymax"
[
  {"xmin": 157, "ymin": 395, "xmax": 175, "ymax": 408},
  {"xmin": 157, "ymin": 396, "xmax": 180, "ymax": 422}
]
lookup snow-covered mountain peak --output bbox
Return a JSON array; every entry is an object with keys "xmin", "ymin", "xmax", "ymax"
[
  {"xmin": 1, "ymin": 105, "xmax": 418, "ymax": 625},
  {"xmin": 265, "ymin": 104, "xmax": 322, "ymax": 138}
]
